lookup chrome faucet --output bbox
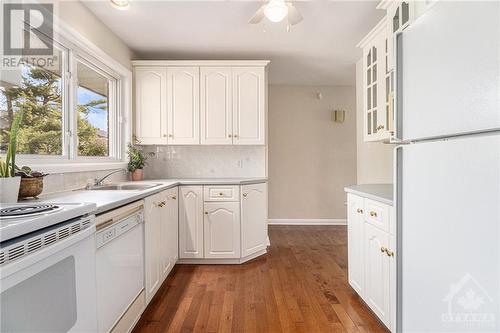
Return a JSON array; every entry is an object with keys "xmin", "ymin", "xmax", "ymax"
[{"xmin": 90, "ymin": 169, "xmax": 126, "ymax": 188}]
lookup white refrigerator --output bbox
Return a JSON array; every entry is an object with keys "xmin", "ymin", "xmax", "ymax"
[{"xmin": 396, "ymin": 1, "xmax": 500, "ymax": 332}]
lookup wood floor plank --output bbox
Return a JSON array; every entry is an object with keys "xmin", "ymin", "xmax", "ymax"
[{"xmin": 133, "ymin": 226, "xmax": 389, "ymax": 333}]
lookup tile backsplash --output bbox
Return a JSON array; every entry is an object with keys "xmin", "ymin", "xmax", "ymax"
[
  {"xmin": 142, "ymin": 145, "xmax": 266, "ymax": 179},
  {"xmin": 42, "ymin": 169, "xmax": 128, "ymax": 196}
]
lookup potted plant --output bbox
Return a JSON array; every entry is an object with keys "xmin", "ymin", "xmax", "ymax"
[
  {"xmin": 16, "ymin": 166, "xmax": 48, "ymax": 199},
  {"xmin": 127, "ymin": 143, "xmax": 147, "ymax": 181},
  {"xmin": 0, "ymin": 111, "xmax": 23, "ymax": 203}
]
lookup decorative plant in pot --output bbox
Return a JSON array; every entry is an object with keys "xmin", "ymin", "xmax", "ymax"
[
  {"xmin": 127, "ymin": 143, "xmax": 147, "ymax": 181},
  {"xmin": 16, "ymin": 166, "xmax": 48, "ymax": 199},
  {"xmin": 0, "ymin": 111, "xmax": 23, "ymax": 203}
]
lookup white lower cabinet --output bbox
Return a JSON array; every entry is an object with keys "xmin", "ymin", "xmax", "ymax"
[
  {"xmin": 240, "ymin": 183, "xmax": 268, "ymax": 257},
  {"xmin": 179, "ymin": 186, "xmax": 204, "ymax": 259},
  {"xmin": 204, "ymin": 202, "xmax": 240, "ymax": 258},
  {"xmin": 178, "ymin": 183, "xmax": 268, "ymax": 262},
  {"xmin": 346, "ymin": 193, "xmax": 396, "ymax": 332},
  {"xmin": 144, "ymin": 187, "xmax": 179, "ymax": 305}
]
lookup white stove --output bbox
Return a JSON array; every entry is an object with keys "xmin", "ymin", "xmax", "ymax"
[{"xmin": 0, "ymin": 202, "xmax": 96, "ymax": 243}]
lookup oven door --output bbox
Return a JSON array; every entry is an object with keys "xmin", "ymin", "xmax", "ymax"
[{"xmin": 0, "ymin": 226, "xmax": 97, "ymax": 333}]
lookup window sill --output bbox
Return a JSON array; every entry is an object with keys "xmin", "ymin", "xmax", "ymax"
[{"xmin": 19, "ymin": 161, "xmax": 128, "ymax": 174}]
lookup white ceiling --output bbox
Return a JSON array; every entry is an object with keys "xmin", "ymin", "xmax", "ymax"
[{"xmin": 82, "ymin": 1, "xmax": 384, "ymax": 85}]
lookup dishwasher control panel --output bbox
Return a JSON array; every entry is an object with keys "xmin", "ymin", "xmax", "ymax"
[{"xmin": 96, "ymin": 211, "xmax": 143, "ymax": 249}]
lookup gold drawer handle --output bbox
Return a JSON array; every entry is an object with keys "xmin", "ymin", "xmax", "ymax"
[
  {"xmin": 385, "ymin": 249, "xmax": 395, "ymax": 257},
  {"xmin": 376, "ymin": 125, "xmax": 385, "ymax": 131},
  {"xmin": 172, "ymin": 196, "xmax": 176, "ymax": 200},
  {"xmin": 158, "ymin": 201, "xmax": 166, "ymax": 207},
  {"xmin": 370, "ymin": 211, "xmax": 378, "ymax": 217},
  {"xmin": 356, "ymin": 208, "xmax": 363, "ymax": 214}
]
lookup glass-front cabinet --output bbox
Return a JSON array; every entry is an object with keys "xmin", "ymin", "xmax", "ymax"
[{"xmin": 360, "ymin": 20, "xmax": 390, "ymax": 142}]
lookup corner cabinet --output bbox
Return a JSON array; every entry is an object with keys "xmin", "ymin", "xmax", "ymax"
[
  {"xmin": 346, "ymin": 193, "xmax": 396, "ymax": 332},
  {"xmin": 178, "ymin": 183, "xmax": 268, "ymax": 264},
  {"xmin": 133, "ymin": 61, "xmax": 269, "ymax": 146}
]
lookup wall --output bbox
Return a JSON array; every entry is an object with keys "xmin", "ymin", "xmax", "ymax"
[
  {"xmin": 58, "ymin": 1, "xmax": 135, "ymax": 70},
  {"xmin": 42, "ymin": 170, "xmax": 128, "ymax": 196},
  {"xmin": 268, "ymin": 85, "xmax": 357, "ymax": 221},
  {"xmin": 355, "ymin": 60, "xmax": 394, "ymax": 184},
  {"xmin": 142, "ymin": 146, "xmax": 266, "ymax": 179}
]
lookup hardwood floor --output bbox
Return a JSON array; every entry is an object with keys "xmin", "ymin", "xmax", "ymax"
[{"xmin": 133, "ymin": 226, "xmax": 388, "ymax": 333}]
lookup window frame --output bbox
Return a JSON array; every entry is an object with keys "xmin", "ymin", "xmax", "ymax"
[{"xmin": 6, "ymin": 23, "xmax": 132, "ymax": 173}]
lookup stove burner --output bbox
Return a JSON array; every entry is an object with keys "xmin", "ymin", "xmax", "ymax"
[{"xmin": 0, "ymin": 204, "xmax": 60, "ymax": 218}]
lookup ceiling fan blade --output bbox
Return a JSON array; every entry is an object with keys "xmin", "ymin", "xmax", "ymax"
[
  {"xmin": 249, "ymin": 4, "xmax": 266, "ymax": 24},
  {"xmin": 286, "ymin": 3, "xmax": 303, "ymax": 25}
]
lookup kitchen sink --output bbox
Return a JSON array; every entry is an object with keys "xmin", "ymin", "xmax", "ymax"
[{"xmin": 87, "ymin": 183, "xmax": 162, "ymax": 191}]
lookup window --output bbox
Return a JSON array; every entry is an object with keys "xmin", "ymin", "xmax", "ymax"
[{"xmin": 0, "ymin": 34, "xmax": 123, "ymax": 165}]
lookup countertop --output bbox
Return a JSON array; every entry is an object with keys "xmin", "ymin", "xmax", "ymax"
[
  {"xmin": 39, "ymin": 178, "xmax": 267, "ymax": 215},
  {"xmin": 344, "ymin": 184, "xmax": 394, "ymax": 206}
]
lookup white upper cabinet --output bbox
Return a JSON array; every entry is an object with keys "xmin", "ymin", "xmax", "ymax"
[
  {"xmin": 200, "ymin": 67, "xmax": 233, "ymax": 145},
  {"xmin": 167, "ymin": 67, "xmax": 200, "ymax": 145},
  {"xmin": 134, "ymin": 67, "xmax": 168, "ymax": 144},
  {"xmin": 232, "ymin": 67, "xmax": 266, "ymax": 145},
  {"xmin": 134, "ymin": 61, "xmax": 268, "ymax": 146}
]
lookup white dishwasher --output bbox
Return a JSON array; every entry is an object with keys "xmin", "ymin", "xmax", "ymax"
[{"xmin": 95, "ymin": 201, "xmax": 144, "ymax": 333}]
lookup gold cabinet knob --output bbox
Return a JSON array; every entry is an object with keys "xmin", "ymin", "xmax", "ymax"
[
  {"xmin": 370, "ymin": 211, "xmax": 377, "ymax": 217},
  {"xmin": 163, "ymin": 134, "xmax": 167, "ymax": 137},
  {"xmin": 228, "ymin": 134, "xmax": 232, "ymax": 138},
  {"xmin": 172, "ymin": 196, "xmax": 176, "ymax": 200},
  {"xmin": 243, "ymin": 193, "xmax": 247, "ymax": 197},
  {"xmin": 204, "ymin": 212, "xmax": 208, "ymax": 215},
  {"xmin": 356, "ymin": 208, "xmax": 363, "ymax": 214},
  {"xmin": 168, "ymin": 134, "xmax": 173, "ymax": 138},
  {"xmin": 376, "ymin": 125, "xmax": 385, "ymax": 131},
  {"xmin": 219, "ymin": 192, "xmax": 224, "ymax": 196},
  {"xmin": 386, "ymin": 249, "xmax": 395, "ymax": 257},
  {"xmin": 233, "ymin": 134, "xmax": 238, "ymax": 138},
  {"xmin": 380, "ymin": 246, "xmax": 386, "ymax": 253}
]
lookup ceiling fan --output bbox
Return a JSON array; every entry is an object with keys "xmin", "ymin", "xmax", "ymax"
[{"xmin": 249, "ymin": 0, "xmax": 303, "ymax": 27}]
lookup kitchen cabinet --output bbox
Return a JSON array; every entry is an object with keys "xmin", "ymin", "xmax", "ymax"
[
  {"xmin": 203, "ymin": 202, "xmax": 240, "ymax": 258},
  {"xmin": 133, "ymin": 61, "xmax": 268, "ymax": 146},
  {"xmin": 240, "ymin": 183, "xmax": 268, "ymax": 257},
  {"xmin": 346, "ymin": 192, "xmax": 396, "ymax": 332},
  {"xmin": 347, "ymin": 194, "xmax": 365, "ymax": 296},
  {"xmin": 144, "ymin": 192, "xmax": 162, "ymax": 304},
  {"xmin": 167, "ymin": 67, "xmax": 200, "ymax": 145},
  {"xmin": 179, "ymin": 186, "xmax": 204, "ymax": 259},
  {"xmin": 386, "ymin": 1, "xmax": 411, "ymax": 72},
  {"xmin": 134, "ymin": 67, "xmax": 168, "ymax": 144},
  {"xmin": 144, "ymin": 187, "xmax": 180, "ymax": 304},
  {"xmin": 364, "ymin": 222, "xmax": 391, "ymax": 327},
  {"xmin": 200, "ymin": 67, "xmax": 233, "ymax": 145},
  {"xmin": 232, "ymin": 67, "xmax": 266, "ymax": 145},
  {"xmin": 178, "ymin": 183, "xmax": 268, "ymax": 263},
  {"xmin": 358, "ymin": 20, "xmax": 390, "ymax": 142}
]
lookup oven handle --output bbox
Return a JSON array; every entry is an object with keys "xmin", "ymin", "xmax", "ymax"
[{"xmin": 0, "ymin": 225, "xmax": 95, "ymax": 280}]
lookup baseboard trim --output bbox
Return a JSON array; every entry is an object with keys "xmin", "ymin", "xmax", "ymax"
[{"xmin": 268, "ymin": 219, "xmax": 347, "ymax": 226}]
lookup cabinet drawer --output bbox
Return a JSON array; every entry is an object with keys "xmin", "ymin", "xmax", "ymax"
[
  {"xmin": 364, "ymin": 199, "xmax": 390, "ymax": 232},
  {"xmin": 204, "ymin": 185, "xmax": 240, "ymax": 201}
]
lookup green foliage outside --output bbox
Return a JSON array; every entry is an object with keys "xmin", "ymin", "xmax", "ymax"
[{"xmin": 1, "ymin": 66, "xmax": 108, "ymax": 157}]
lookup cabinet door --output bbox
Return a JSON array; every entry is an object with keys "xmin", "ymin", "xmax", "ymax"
[
  {"xmin": 364, "ymin": 223, "xmax": 391, "ymax": 327},
  {"xmin": 144, "ymin": 193, "xmax": 162, "ymax": 304},
  {"xmin": 165, "ymin": 187, "xmax": 179, "ymax": 273},
  {"xmin": 135, "ymin": 67, "xmax": 168, "ymax": 144},
  {"xmin": 347, "ymin": 194, "xmax": 365, "ymax": 296},
  {"xmin": 167, "ymin": 67, "xmax": 200, "ymax": 144},
  {"xmin": 232, "ymin": 67, "xmax": 265, "ymax": 145},
  {"xmin": 204, "ymin": 202, "xmax": 240, "ymax": 258},
  {"xmin": 388, "ymin": 233, "xmax": 396, "ymax": 332},
  {"xmin": 157, "ymin": 190, "xmax": 171, "ymax": 281},
  {"xmin": 241, "ymin": 183, "xmax": 268, "ymax": 257},
  {"xmin": 200, "ymin": 67, "xmax": 233, "ymax": 145},
  {"xmin": 179, "ymin": 186, "xmax": 204, "ymax": 258},
  {"xmin": 364, "ymin": 29, "xmax": 388, "ymax": 142}
]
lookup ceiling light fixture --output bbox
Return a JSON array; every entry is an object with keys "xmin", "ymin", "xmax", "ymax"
[
  {"xmin": 110, "ymin": 0, "xmax": 130, "ymax": 10},
  {"xmin": 264, "ymin": 0, "xmax": 288, "ymax": 23}
]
